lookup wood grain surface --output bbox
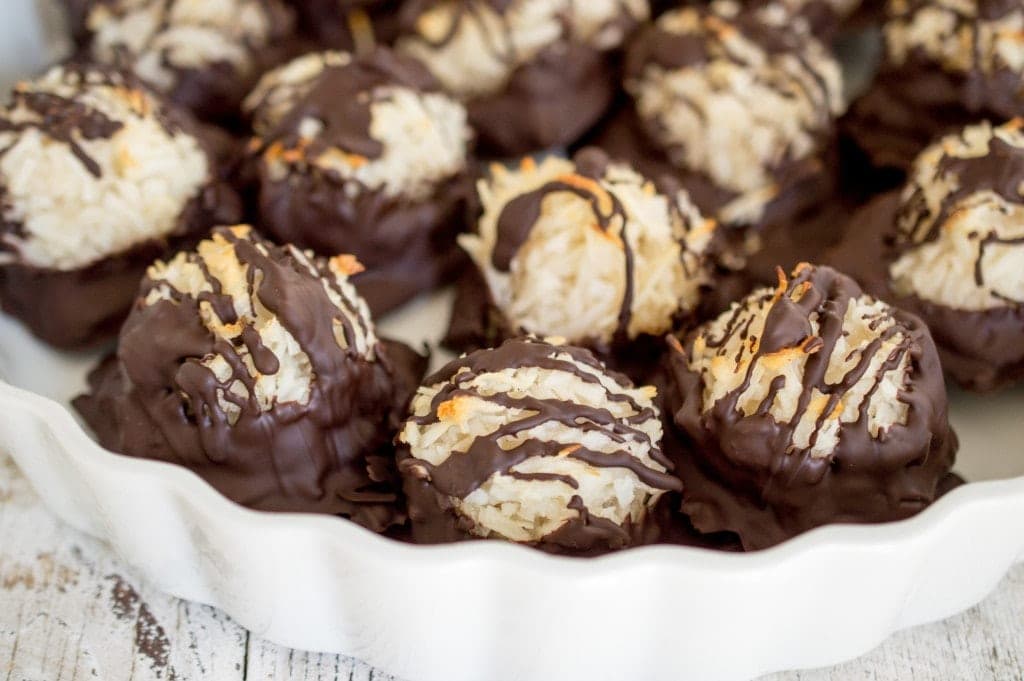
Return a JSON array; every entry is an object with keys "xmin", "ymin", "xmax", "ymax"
[{"xmin": 2, "ymin": 450, "xmax": 1021, "ymax": 681}]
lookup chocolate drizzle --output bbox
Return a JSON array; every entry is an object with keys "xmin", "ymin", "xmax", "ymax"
[
  {"xmin": 0, "ymin": 65, "xmax": 168, "ymax": 179},
  {"xmin": 624, "ymin": 4, "xmax": 837, "ymax": 184},
  {"xmin": 594, "ymin": 4, "xmax": 839, "ymax": 236},
  {"xmin": 666, "ymin": 264, "xmax": 957, "ymax": 549},
  {"xmin": 899, "ymin": 134, "xmax": 1024, "ymax": 248},
  {"xmin": 260, "ymin": 46, "xmax": 440, "ymax": 164},
  {"xmin": 398, "ymin": 337, "xmax": 681, "ymax": 551},
  {"xmin": 490, "ymin": 148, "xmax": 680, "ymax": 341},
  {"xmin": 74, "ymin": 227, "xmax": 424, "ymax": 530},
  {"xmin": 887, "ymin": 125, "xmax": 1024, "ymax": 309}
]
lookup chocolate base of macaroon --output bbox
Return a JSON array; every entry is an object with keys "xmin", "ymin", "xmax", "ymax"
[
  {"xmin": 0, "ymin": 240, "xmax": 164, "ymax": 349},
  {"xmin": 585, "ymin": 105, "xmax": 837, "ymax": 235},
  {"xmin": 664, "ymin": 417, "xmax": 960, "ymax": 552},
  {"xmin": 259, "ymin": 169, "xmax": 475, "ymax": 317},
  {"xmin": 827, "ymin": 192, "xmax": 1024, "ymax": 392},
  {"xmin": 662, "ymin": 426, "xmax": 957, "ymax": 551},
  {"xmin": 399, "ymin": 469, "xmax": 737, "ymax": 555},
  {"xmin": 467, "ymin": 41, "xmax": 618, "ymax": 157},
  {"xmin": 73, "ymin": 337, "xmax": 427, "ymax": 531},
  {"xmin": 298, "ymin": 0, "xmax": 404, "ymax": 50},
  {"xmin": 442, "ymin": 267, "xmax": 703, "ymax": 386},
  {"xmin": 0, "ymin": 180, "xmax": 242, "ymax": 350},
  {"xmin": 840, "ymin": 65, "xmax": 1021, "ymax": 183}
]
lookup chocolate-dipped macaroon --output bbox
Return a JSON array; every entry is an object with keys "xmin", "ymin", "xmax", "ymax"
[
  {"xmin": 597, "ymin": 1, "xmax": 844, "ymax": 249},
  {"xmin": 666, "ymin": 263, "xmax": 957, "ymax": 550},
  {"xmin": 0, "ymin": 63, "xmax": 241, "ymax": 349},
  {"xmin": 75, "ymin": 225, "xmax": 425, "ymax": 530},
  {"xmin": 396, "ymin": 0, "xmax": 650, "ymax": 155},
  {"xmin": 831, "ymin": 120, "xmax": 1024, "ymax": 391},
  {"xmin": 247, "ymin": 47, "xmax": 475, "ymax": 315},
  {"xmin": 447, "ymin": 148, "xmax": 717, "ymax": 378},
  {"xmin": 844, "ymin": 0, "xmax": 1024, "ymax": 176},
  {"xmin": 397, "ymin": 336, "xmax": 682, "ymax": 553},
  {"xmin": 73, "ymin": 0, "xmax": 297, "ymax": 122}
]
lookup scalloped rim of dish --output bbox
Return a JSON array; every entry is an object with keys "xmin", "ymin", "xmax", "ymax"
[
  {"xmin": 7, "ymin": 368, "xmax": 1024, "ymax": 681},
  {"xmin": 7, "ymin": 375, "xmax": 1024, "ymax": 572}
]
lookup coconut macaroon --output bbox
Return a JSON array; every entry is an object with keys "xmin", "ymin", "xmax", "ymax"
[
  {"xmin": 397, "ymin": 336, "xmax": 682, "ymax": 552},
  {"xmin": 73, "ymin": 0, "xmax": 297, "ymax": 121},
  {"xmin": 665, "ymin": 263, "xmax": 956, "ymax": 550},
  {"xmin": 0, "ymin": 63, "xmax": 241, "ymax": 348},
  {"xmin": 596, "ymin": 1, "xmax": 843, "ymax": 238},
  {"xmin": 844, "ymin": 0, "xmax": 1024, "ymax": 174},
  {"xmin": 396, "ymin": 0, "xmax": 650, "ymax": 154},
  {"xmin": 830, "ymin": 120, "xmax": 1024, "ymax": 391},
  {"xmin": 74, "ymin": 225, "xmax": 425, "ymax": 529},
  {"xmin": 449, "ymin": 148, "xmax": 717, "ymax": 367},
  {"xmin": 249, "ymin": 46, "xmax": 475, "ymax": 315}
]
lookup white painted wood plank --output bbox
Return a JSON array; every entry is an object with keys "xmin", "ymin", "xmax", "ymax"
[
  {"xmin": 244, "ymin": 644, "xmax": 395, "ymax": 681},
  {"xmin": 0, "ymin": 451, "xmax": 248, "ymax": 681}
]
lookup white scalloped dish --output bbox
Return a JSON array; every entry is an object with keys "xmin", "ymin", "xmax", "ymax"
[
  {"xmin": 3, "ymin": 4, "xmax": 1024, "ymax": 681},
  {"xmin": 2, "ymin": 290, "xmax": 1024, "ymax": 681}
]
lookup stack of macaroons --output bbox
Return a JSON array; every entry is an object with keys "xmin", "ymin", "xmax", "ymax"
[
  {"xmin": 0, "ymin": 0, "xmax": 981, "ymax": 554},
  {"xmin": 665, "ymin": 263, "xmax": 957, "ymax": 549},
  {"xmin": 74, "ymin": 225, "xmax": 426, "ymax": 530},
  {"xmin": 396, "ymin": 0, "xmax": 650, "ymax": 155},
  {"xmin": 397, "ymin": 336, "xmax": 682, "ymax": 553},
  {"xmin": 446, "ymin": 147, "xmax": 718, "ymax": 379},
  {"xmin": 594, "ymin": 0, "xmax": 845, "ymax": 251},
  {"xmin": 0, "ymin": 62, "xmax": 241, "ymax": 348},
  {"xmin": 830, "ymin": 119, "xmax": 1024, "ymax": 391},
  {"xmin": 67, "ymin": 0, "xmax": 298, "ymax": 122},
  {"xmin": 843, "ymin": 0, "xmax": 1024, "ymax": 178},
  {"xmin": 245, "ymin": 46, "xmax": 475, "ymax": 315}
]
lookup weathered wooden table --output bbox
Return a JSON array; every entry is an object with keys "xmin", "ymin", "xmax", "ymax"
[{"xmin": 2, "ymin": 449, "xmax": 1021, "ymax": 681}]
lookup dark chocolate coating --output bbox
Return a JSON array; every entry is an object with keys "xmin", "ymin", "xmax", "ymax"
[
  {"xmin": 253, "ymin": 47, "xmax": 473, "ymax": 316},
  {"xmin": 665, "ymin": 264, "xmax": 957, "ymax": 550},
  {"xmin": 291, "ymin": 0, "xmax": 403, "ymax": 49},
  {"xmin": 828, "ymin": 192, "xmax": 1024, "ymax": 392},
  {"xmin": 74, "ymin": 227, "xmax": 426, "ymax": 530},
  {"xmin": 0, "ymin": 241, "xmax": 162, "ymax": 349},
  {"xmin": 464, "ymin": 41, "xmax": 618, "ymax": 156},
  {"xmin": 843, "ymin": 0, "xmax": 1024, "ymax": 174},
  {"xmin": 71, "ymin": 0, "xmax": 299, "ymax": 124},
  {"xmin": 398, "ymin": 337, "xmax": 682, "ymax": 553},
  {"xmin": 0, "ymin": 64, "xmax": 243, "ymax": 349}
]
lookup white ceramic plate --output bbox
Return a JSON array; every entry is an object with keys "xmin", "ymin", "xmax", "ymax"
[{"xmin": 3, "ymin": 5, "xmax": 1024, "ymax": 681}]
